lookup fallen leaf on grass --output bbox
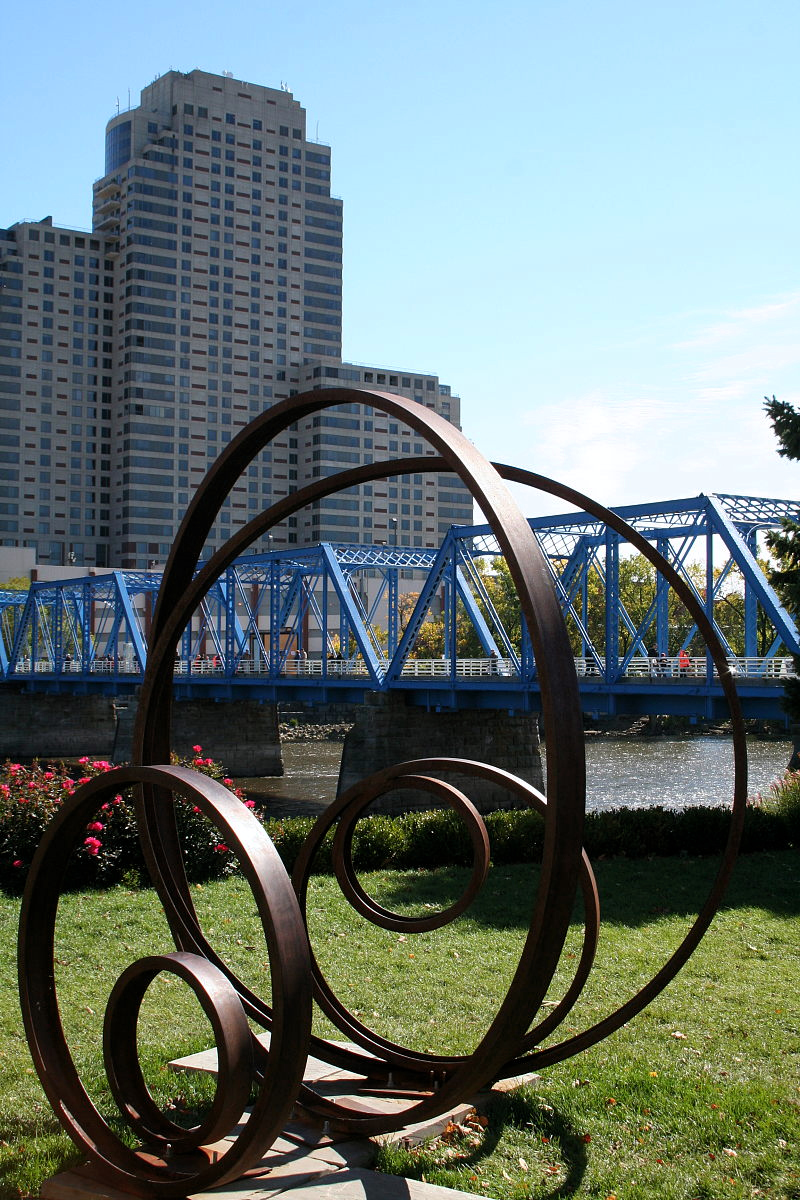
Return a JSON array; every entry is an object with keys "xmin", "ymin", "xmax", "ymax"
[
  {"xmin": 518, "ymin": 1157, "xmax": 528, "ymax": 1171},
  {"xmin": 670, "ymin": 1030, "xmax": 687, "ymax": 1040}
]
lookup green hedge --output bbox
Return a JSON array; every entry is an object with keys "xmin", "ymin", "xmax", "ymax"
[
  {"xmin": 264, "ymin": 798, "xmax": 790, "ymax": 879},
  {"xmin": 0, "ymin": 754, "xmax": 795, "ymax": 895}
]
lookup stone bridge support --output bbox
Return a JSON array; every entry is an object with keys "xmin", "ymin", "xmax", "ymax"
[
  {"xmin": 0, "ymin": 691, "xmax": 283, "ymax": 777},
  {"xmin": 337, "ymin": 693, "xmax": 544, "ymax": 813}
]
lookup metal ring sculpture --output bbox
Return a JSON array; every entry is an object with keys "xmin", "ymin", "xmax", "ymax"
[{"xmin": 18, "ymin": 390, "xmax": 747, "ymax": 1195}]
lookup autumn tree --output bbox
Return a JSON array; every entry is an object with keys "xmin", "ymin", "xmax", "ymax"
[{"xmin": 764, "ymin": 395, "xmax": 800, "ymax": 720}]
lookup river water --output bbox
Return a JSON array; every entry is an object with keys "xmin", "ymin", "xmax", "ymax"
[{"xmin": 242, "ymin": 735, "xmax": 791, "ymax": 818}]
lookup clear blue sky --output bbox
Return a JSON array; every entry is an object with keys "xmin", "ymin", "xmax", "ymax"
[{"xmin": 2, "ymin": 0, "xmax": 797, "ymax": 516}]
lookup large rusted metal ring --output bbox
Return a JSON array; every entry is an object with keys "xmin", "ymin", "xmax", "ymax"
[
  {"xmin": 131, "ymin": 390, "xmax": 588, "ymax": 1128},
  {"xmin": 18, "ymin": 387, "xmax": 748, "ymax": 1185},
  {"xmin": 487, "ymin": 464, "xmax": 748, "ymax": 1073},
  {"xmin": 18, "ymin": 764, "xmax": 311, "ymax": 1197}
]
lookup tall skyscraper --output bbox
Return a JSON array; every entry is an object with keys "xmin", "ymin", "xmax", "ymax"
[{"xmin": 0, "ymin": 70, "xmax": 471, "ymax": 569}]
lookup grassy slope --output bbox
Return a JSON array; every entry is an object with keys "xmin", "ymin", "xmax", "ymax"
[{"xmin": 0, "ymin": 851, "xmax": 797, "ymax": 1199}]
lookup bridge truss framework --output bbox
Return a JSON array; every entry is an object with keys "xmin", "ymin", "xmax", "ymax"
[{"xmin": 1, "ymin": 493, "xmax": 798, "ymax": 719}]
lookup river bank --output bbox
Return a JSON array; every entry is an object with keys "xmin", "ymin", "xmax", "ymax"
[{"xmin": 278, "ymin": 714, "xmax": 791, "ymax": 744}]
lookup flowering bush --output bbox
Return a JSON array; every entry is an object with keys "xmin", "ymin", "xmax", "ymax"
[
  {"xmin": 0, "ymin": 757, "xmax": 138, "ymax": 893},
  {"xmin": 170, "ymin": 746, "xmax": 253, "ymax": 882},
  {"xmin": 0, "ymin": 747, "xmax": 258, "ymax": 894}
]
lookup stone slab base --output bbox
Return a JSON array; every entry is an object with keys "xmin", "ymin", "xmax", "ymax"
[{"xmin": 40, "ymin": 1038, "xmax": 538, "ymax": 1200}]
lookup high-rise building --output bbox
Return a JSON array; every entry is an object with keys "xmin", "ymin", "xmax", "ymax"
[{"xmin": 0, "ymin": 70, "xmax": 471, "ymax": 569}]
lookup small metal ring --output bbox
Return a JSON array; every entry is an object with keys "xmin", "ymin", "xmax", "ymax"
[
  {"xmin": 332, "ymin": 772, "xmax": 490, "ymax": 933},
  {"xmin": 103, "ymin": 951, "xmax": 252, "ymax": 1153}
]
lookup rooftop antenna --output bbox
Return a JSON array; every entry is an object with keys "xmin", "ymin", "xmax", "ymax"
[{"xmin": 116, "ymin": 97, "xmax": 120, "ymax": 114}]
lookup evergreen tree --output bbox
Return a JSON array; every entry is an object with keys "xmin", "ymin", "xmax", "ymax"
[{"xmin": 764, "ymin": 395, "xmax": 800, "ymax": 724}]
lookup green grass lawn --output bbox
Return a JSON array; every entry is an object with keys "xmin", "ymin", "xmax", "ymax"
[{"xmin": 0, "ymin": 850, "xmax": 797, "ymax": 1199}]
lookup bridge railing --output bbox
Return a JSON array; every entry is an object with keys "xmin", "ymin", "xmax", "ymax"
[
  {"xmin": 575, "ymin": 656, "xmax": 797, "ymax": 680},
  {"xmin": 7, "ymin": 654, "xmax": 797, "ymax": 682}
]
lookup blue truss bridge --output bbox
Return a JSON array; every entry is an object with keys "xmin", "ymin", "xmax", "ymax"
[{"xmin": 2, "ymin": 493, "xmax": 798, "ymax": 720}]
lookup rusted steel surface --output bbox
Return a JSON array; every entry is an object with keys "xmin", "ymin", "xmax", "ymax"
[{"xmin": 18, "ymin": 390, "xmax": 747, "ymax": 1194}]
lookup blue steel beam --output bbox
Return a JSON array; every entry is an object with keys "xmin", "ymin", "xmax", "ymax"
[
  {"xmin": 386, "ymin": 532, "xmax": 455, "ymax": 682},
  {"xmin": 319, "ymin": 544, "xmax": 383, "ymax": 685},
  {"xmin": 706, "ymin": 494, "xmax": 800, "ymax": 655},
  {"xmin": 111, "ymin": 572, "xmax": 148, "ymax": 671},
  {"xmin": 455, "ymin": 555, "xmax": 509, "ymax": 663}
]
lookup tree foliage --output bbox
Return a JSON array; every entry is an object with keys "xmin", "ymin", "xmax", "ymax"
[{"xmin": 764, "ymin": 395, "xmax": 800, "ymax": 720}]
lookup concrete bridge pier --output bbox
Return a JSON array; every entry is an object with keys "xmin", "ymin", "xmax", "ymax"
[
  {"xmin": 337, "ymin": 693, "xmax": 544, "ymax": 814},
  {"xmin": 0, "ymin": 692, "xmax": 284, "ymax": 777}
]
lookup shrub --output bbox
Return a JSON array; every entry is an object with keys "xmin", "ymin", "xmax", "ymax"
[
  {"xmin": 0, "ymin": 751, "xmax": 792, "ymax": 897},
  {"xmin": 0, "ymin": 746, "xmax": 254, "ymax": 893},
  {"xmin": 0, "ymin": 757, "xmax": 139, "ymax": 894},
  {"xmin": 761, "ymin": 770, "xmax": 800, "ymax": 846},
  {"xmin": 350, "ymin": 813, "xmax": 405, "ymax": 871},
  {"xmin": 484, "ymin": 807, "xmax": 545, "ymax": 863}
]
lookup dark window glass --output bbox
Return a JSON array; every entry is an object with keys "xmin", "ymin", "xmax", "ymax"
[{"xmin": 105, "ymin": 120, "xmax": 132, "ymax": 173}]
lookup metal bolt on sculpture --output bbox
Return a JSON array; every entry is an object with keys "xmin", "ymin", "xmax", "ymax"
[{"xmin": 18, "ymin": 391, "xmax": 747, "ymax": 1197}]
